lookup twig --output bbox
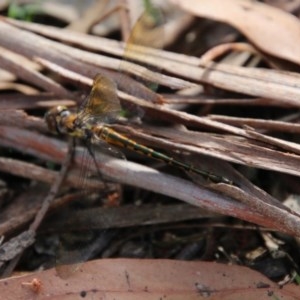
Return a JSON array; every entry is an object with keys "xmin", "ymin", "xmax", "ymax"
[
  {"xmin": 1, "ymin": 137, "xmax": 74, "ymax": 277},
  {"xmin": 30, "ymin": 137, "xmax": 74, "ymax": 231},
  {"xmin": 0, "ymin": 230, "xmax": 35, "ymax": 276}
]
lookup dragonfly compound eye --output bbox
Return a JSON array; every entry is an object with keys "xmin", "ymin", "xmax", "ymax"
[{"xmin": 45, "ymin": 106, "xmax": 70, "ymax": 134}]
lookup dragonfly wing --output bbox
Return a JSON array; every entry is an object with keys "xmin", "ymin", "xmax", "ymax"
[
  {"xmin": 78, "ymin": 74, "xmax": 122, "ymax": 124},
  {"xmin": 54, "ymin": 143, "xmax": 123, "ymax": 279},
  {"xmin": 121, "ymin": 3, "xmax": 164, "ymax": 90},
  {"xmin": 119, "ymin": 3, "xmax": 164, "ymax": 118}
]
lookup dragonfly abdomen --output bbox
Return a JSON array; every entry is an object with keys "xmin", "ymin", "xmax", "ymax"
[
  {"xmin": 93, "ymin": 125, "xmax": 232, "ymax": 184},
  {"xmin": 93, "ymin": 125, "xmax": 157, "ymax": 156}
]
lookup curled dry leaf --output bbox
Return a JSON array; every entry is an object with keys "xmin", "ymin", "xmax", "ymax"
[{"xmin": 170, "ymin": 0, "xmax": 300, "ymax": 65}]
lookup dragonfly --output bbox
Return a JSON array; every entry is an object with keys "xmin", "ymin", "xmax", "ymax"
[{"xmin": 45, "ymin": 74, "xmax": 232, "ymax": 185}]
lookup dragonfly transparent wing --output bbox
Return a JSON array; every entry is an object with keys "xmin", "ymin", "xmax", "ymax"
[
  {"xmin": 54, "ymin": 142, "xmax": 123, "ymax": 279},
  {"xmin": 122, "ymin": 2, "xmax": 164, "ymax": 84},
  {"xmin": 119, "ymin": 2, "xmax": 164, "ymax": 118},
  {"xmin": 78, "ymin": 74, "xmax": 122, "ymax": 125}
]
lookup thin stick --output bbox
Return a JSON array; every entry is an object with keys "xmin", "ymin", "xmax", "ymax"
[
  {"xmin": 30, "ymin": 137, "xmax": 74, "ymax": 231},
  {"xmin": 2, "ymin": 137, "xmax": 74, "ymax": 277}
]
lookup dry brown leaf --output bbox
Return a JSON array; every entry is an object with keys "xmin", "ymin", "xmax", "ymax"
[
  {"xmin": 0, "ymin": 259, "xmax": 298, "ymax": 300},
  {"xmin": 170, "ymin": 0, "xmax": 300, "ymax": 65}
]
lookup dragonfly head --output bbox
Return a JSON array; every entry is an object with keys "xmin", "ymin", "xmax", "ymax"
[{"xmin": 45, "ymin": 106, "xmax": 73, "ymax": 135}]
